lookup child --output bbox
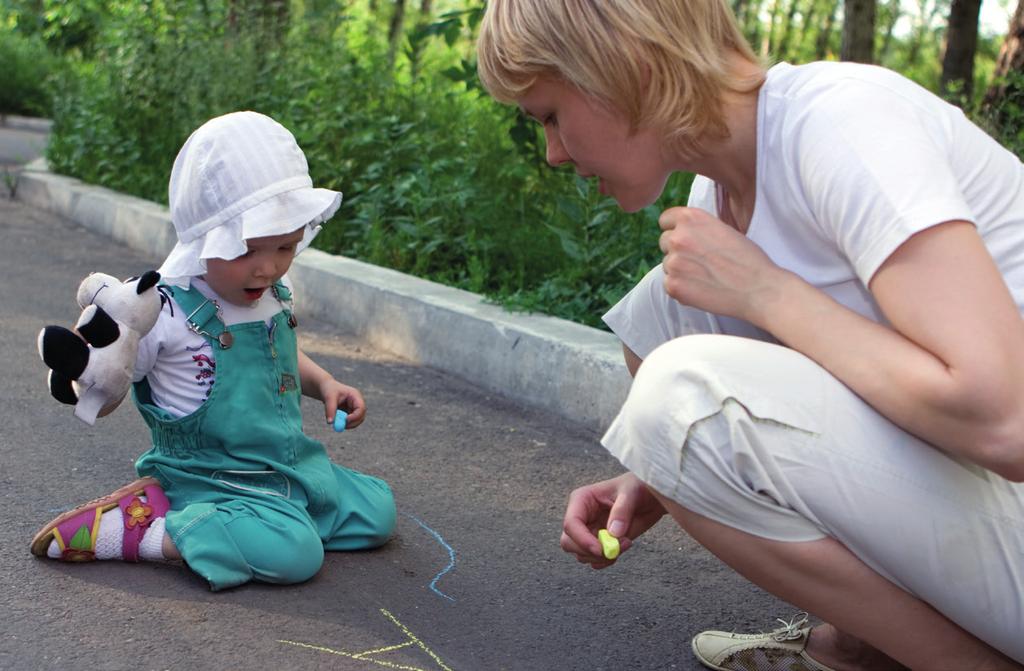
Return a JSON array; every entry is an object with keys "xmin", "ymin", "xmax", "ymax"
[{"xmin": 30, "ymin": 111, "xmax": 396, "ymax": 591}]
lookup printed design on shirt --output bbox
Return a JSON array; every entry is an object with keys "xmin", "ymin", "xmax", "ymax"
[{"xmin": 189, "ymin": 342, "xmax": 216, "ymax": 398}]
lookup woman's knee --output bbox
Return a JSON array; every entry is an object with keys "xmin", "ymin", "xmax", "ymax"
[
  {"xmin": 622, "ymin": 335, "xmax": 733, "ymax": 430},
  {"xmin": 611, "ymin": 335, "xmax": 831, "ymax": 541},
  {"xmin": 639, "ymin": 333, "xmax": 768, "ymax": 378},
  {"xmin": 625, "ymin": 334, "xmax": 823, "ymax": 435}
]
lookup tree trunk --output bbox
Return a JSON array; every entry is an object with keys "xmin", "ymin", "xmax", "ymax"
[
  {"xmin": 878, "ymin": 0, "xmax": 902, "ymax": 62},
  {"xmin": 799, "ymin": 0, "xmax": 821, "ymax": 53},
  {"xmin": 766, "ymin": 0, "xmax": 784, "ymax": 55},
  {"xmin": 777, "ymin": 0, "xmax": 803, "ymax": 60},
  {"xmin": 841, "ymin": 0, "xmax": 876, "ymax": 63},
  {"xmin": 745, "ymin": 0, "xmax": 768, "ymax": 51},
  {"xmin": 907, "ymin": 0, "xmax": 951, "ymax": 69},
  {"xmin": 408, "ymin": 0, "xmax": 434, "ymax": 81},
  {"xmin": 984, "ymin": 0, "xmax": 1024, "ymax": 106},
  {"xmin": 733, "ymin": 0, "xmax": 751, "ymax": 26},
  {"xmin": 940, "ymin": 0, "xmax": 982, "ymax": 102},
  {"xmin": 906, "ymin": 1, "xmax": 927, "ymax": 67},
  {"xmin": 816, "ymin": 0, "xmax": 840, "ymax": 58},
  {"xmin": 228, "ymin": 0, "xmax": 289, "ymax": 36},
  {"xmin": 387, "ymin": 0, "xmax": 407, "ymax": 66}
]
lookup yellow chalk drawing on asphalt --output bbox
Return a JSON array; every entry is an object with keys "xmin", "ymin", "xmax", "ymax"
[{"xmin": 279, "ymin": 608, "xmax": 454, "ymax": 671}]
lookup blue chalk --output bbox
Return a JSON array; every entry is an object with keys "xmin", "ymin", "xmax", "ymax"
[{"xmin": 332, "ymin": 409, "xmax": 348, "ymax": 432}]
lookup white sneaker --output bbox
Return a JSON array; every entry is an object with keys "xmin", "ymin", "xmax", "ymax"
[{"xmin": 691, "ymin": 612, "xmax": 838, "ymax": 671}]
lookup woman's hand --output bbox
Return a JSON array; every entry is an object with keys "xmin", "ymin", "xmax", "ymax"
[
  {"xmin": 319, "ymin": 378, "xmax": 366, "ymax": 430},
  {"xmin": 658, "ymin": 207, "xmax": 790, "ymax": 325},
  {"xmin": 560, "ymin": 473, "xmax": 667, "ymax": 569}
]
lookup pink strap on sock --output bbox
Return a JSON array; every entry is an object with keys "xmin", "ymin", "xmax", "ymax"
[{"xmin": 118, "ymin": 483, "xmax": 170, "ymax": 562}]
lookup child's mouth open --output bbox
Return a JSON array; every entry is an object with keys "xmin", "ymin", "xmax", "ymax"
[{"xmin": 244, "ymin": 287, "xmax": 266, "ymax": 301}]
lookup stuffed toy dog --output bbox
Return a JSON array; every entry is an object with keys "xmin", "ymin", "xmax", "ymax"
[{"xmin": 38, "ymin": 271, "xmax": 163, "ymax": 425}]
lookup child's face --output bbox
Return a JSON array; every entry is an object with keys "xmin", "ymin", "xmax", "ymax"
[{"xmin": 203, "ymin": 227, "xmax": 305, "ymax": 306}]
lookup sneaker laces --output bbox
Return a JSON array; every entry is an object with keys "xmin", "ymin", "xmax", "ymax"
[{"xmin": 770, "ymin": 612, "xmax": 810, "ymax": 642}]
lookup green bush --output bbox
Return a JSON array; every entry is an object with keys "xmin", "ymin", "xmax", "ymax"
[
  {"xmin": 978, "ymin": 71, "xmax": 1024, "ymax": 160},
  {"xmin": 0, "ymin": 24, "xmax": 57, "ymax": 117},
  {"xmin": 20, "ymin": 0, "xmax": 1024, "ymax": 329},
  {"xmin": 45, "ymin": 1, "xmax": 680, "ymax": 329}
]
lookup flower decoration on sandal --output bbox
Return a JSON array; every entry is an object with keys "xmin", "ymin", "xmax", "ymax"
[{"xmin": 123, "ymin": 497, "xmax": 154, "ymax": 530}]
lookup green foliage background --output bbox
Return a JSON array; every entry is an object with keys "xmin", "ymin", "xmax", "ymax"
[
  {"xmin": 0, "ymin": 0, "xmax": 1020, "ymax": 327},
  {"xmin": 0, "ymin": 22, "xmax": 56, "ymax": 116}
]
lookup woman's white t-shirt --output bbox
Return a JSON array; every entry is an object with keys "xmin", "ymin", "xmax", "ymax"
[
  {"xmin": 133, "ymin": 276, "xmax": 295, "ymax": 418},
  {"xmin": 605, "ymin": 61, "xmax": 1024, "ymax": 358}
]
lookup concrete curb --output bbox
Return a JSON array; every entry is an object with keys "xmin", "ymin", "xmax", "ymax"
[
  {"xmin": 16, "ymin": 159, "xmax": 631, "ymax": 431},
  {"xmin": 0, "ymin": 115, "xmax": 53, "ymax": 133}
]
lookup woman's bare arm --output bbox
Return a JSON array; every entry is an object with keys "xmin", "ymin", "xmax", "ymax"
[{"xmin": 755, "ymin": 221, "xmax": 1024, "ymax": 480}]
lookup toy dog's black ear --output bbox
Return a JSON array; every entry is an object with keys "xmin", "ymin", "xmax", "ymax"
[
  {"xmin": 38, "ymin": 326, "xmax": 89, "ymax": 380},
  {"xmin": 47, "ymin": 370, "xmax": 78, "ymax": 405},
  {"xmin": 136, "ymin": 270, "xmax": 160, "ymax": 294},
  {"xmin": 76, "ymin": 305, "xmax": 119, "ymax": 348}
]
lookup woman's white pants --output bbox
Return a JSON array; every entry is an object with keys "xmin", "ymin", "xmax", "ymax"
[{"xmin": 602, "ymin": 333, "xmax": 1024, "ymax": 661}]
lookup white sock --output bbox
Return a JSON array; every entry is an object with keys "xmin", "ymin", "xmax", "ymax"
[
  {"xmin": 94, "ymin": 506, "xmax": 126, "ymax": 559},
  {"xmin": 47, "ymin": 498, "xmax": 166, "ymax": 561},
  {"xmin": 139, "ymin": 517, "xmax": 167, "ymax": 561}
]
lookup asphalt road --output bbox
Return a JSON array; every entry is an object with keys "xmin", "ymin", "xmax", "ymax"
[
  {"xmin": 0, "ymin": 121, "xmax": 790, "ymax": 671},
  {"xmin": 0, "ymin": 116, "xmax": 49, "ymax": 181}
]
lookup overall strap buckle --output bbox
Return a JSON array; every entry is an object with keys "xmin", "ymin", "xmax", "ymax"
[
  {"xmin": 185, "ymin": 300, "xmax": 233, "ymax": 349},
  {"xmin": 271, "ymin": 282, "xmax": 297, "ymax": 329},
  {"xmin": 173, "ymin": 286, "xmax": 233, "ymax": 349}
]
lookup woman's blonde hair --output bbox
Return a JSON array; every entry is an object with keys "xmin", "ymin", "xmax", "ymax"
[{"xmin": 476, "ymin": 0, "xmax": 765, "ymax": 154}]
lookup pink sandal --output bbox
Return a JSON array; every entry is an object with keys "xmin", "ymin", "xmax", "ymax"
[{"xmin": 30, "ymin": 477, "xmax": 170, "ymax": 562}]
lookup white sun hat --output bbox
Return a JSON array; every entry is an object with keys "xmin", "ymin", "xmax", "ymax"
[{"xmin": 159, "ymin": 111, "xmax": 342, "ymax": 288}]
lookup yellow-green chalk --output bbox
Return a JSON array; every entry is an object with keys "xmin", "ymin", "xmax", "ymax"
[{"xmin": 598, "ymin": 529, "xmax": 620, "ymax": 560}]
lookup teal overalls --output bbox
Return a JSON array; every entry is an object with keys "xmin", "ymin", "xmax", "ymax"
[{"xmin": 133, "ymin": 282, "xmax": 395, "ymax": 591}]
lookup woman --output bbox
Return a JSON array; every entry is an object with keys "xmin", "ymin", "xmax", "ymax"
[{"xmin": 477, "ymin": 1, "xmax": 1024, "ymax": 669}]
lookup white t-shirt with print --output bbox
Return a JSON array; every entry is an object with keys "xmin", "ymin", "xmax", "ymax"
[
  {"xmin": 133, "ymin": 276, "xmax": 295, "ymax": 418},
  {"xmin": 604, "ymin": 61, "xmax": 1024, "ymax": 359}
]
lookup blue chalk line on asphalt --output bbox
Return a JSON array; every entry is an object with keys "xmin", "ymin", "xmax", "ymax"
[{"xmin": 402, "ymin": 512, "xmax": 456, "ymax": 602}]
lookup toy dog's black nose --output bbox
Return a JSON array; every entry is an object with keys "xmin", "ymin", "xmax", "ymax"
[{"xmin": 137, "ymin": 270, "xmax": 161, "ymax": 294}]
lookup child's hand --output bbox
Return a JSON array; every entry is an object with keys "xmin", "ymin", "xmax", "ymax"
[{"xmin": 319, "ymin": 378, "xmax": 366, "ymax": 430}]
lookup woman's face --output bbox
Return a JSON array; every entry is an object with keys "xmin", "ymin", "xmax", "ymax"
[{"xmin": 518, "ymin": 77, "xmax": 672, "ymax": 213}]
